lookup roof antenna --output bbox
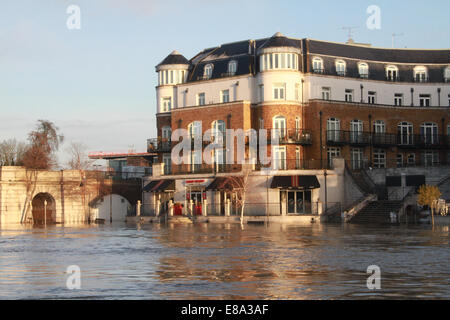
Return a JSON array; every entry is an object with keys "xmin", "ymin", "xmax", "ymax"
[
  {"xmin": 392, "ymin": 33, "xmax": 404, "ymax": 48},
  {"xmin": 341, "ymin": 26, "xmax": 359, "ymax": 43}
]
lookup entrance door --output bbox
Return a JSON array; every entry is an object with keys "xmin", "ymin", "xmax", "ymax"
[
  {"xmin": 190, "ymin": 191, "xmax": 203, "ymax": 215},
  {"xmin": 286, "ymin": 191, "xmax": 312, "ymax": 214}
]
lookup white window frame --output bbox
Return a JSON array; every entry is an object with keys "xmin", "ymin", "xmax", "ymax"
[
  {"xmin": 312, "ymin": 57, "xmax": 324, "ymax": 73},
  {"xmin": 273, "ymin": 115, "xmax": 287, "ymax": 139},
  {"xmin": 161, "ymin": 97, "xmax": 172, "ymax": 112},
  {"xmin": 345, "ymin": 89, "xmax": 354, "ymax": 102},
  {"xmin": 327, "ymin": 147, "xmax": 341, "ymax": 167},
  {"xmin": 398, "ymin": 122, "xmax": 414, "ymax": 145},
  {"xmin": 394, "ymin": 93, "xmax": 403, "ymax": 106},
  {"xmin": 221, "ymin": 89, "xmax": 230, "ymax": 103},
  {"xmin": 414, "ymin": 66, "xmax": 428, "ymax": 83},
  {"xmin": 386, "ymin": 65, "xmax": 399, "ymax": 81},
  {"xmin": 373, "ymin": 149, "xmax": 386, "ymax": 168},
  {"xmin": 163, "ymin": 154, "xmax": 172, "ymax": 175},
  {"xmin": 351, "ymin": 148, "xmax": 364, "ymax": 170},
  {"xmin": 272, "ymin": 146, "xmax": 286, "ymax": 170},
  {"xmin": 161, "ymin": 126, "xmax": 172, "ymax": 141},
  {"xmin": 228, "ymin": 60, "xmax": 237, "ymax": 75},
  {"xmin": 396, "ymin": 153, "xmax": 404, "ymax": 167},
  {"xmin": 445, "ymin": 67, "xmax": 450, "ymax": 82},
  {"xmin": 358, "ymin": 62, "xmax": 369, "ymax": 78},
  {"xmin": 188, "ymin": 121, "xmax": 202, "ymax": 139},
  {"xmin": 322, "ymin": 87, "xmax": 331, "ymax": 100},
  {"xmin": 420, "ymin": 122, "xmax": 438, "ymax": 144},
  {"xmin": 368, "ymin": 91, "xmax": 376, "ymax": 104},
  {"xmin": 259, "ymin": 84, "xmax": 264, "ymax": 102},
  {"xmin": 419, "ymin": 94, "xmax": 431, "ymax": 107},
  {"xmin": 273, "ymin": 84, "xmax": 285, "ymax": 100},
  {"xmin": 197, "ymin": 92, "xmax": 206, "ymax": 106},
  {"xmin": 335, "ymin": 60, "xmax": 346, "ymax": 76},
  {"xmin": 327, "ymin": 118, "xmax": 340, "ymax": 142},
  {"xmin": 204, "ymin": 64, "xmax": 213, "ymax": 79},
  {"xmin": 373, "ymin": 120, "xmax": 385, "ymax": 133}
]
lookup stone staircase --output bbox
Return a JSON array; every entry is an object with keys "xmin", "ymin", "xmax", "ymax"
[{"xmin": 349, "ymin": 200, "xmax": 403, "ymax": 224}]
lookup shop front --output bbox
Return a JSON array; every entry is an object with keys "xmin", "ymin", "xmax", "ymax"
[{"xmin": 271, "ymin": 175, "xmax": 321, "ymax": 215}]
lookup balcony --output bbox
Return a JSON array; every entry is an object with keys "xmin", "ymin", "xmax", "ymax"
[
  {"xmin": 255, "ymin": 159, "xmax": 331, "ymax": 171},
  {"xmin": 147, "ymin": 138, "xmax": 172, "ymax": 153},
  {"xmin": 326, "ymin": 132, "xmax": 449, "ymax": 149},
  {"xmin": 326, "ymin": 131, "xmax": 371, "ymax": 146},
  {"xmin": 267, "ymin": 129, "xmax": 312, "ymax": 145}
]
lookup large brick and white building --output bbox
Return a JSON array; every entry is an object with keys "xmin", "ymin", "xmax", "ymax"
[{"xmin": 142, "ymin": 32, "xmax": 450, "ymax": 220}]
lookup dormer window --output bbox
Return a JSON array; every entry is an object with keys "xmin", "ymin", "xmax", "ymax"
[
  {"xmin": 335, "ymin": 60, "xmax": 346, "ymax": 76},
  {"xmin": 204, "ymin": 64, "xmax": 213, "ymax": 80},
  {"xmin": 414, "ymin": 66, "xmax": 428, "ymax": 83},
  {"xmin": 358, "ymin": 62, "xmax": 369, "ymax": 78},
  {"xmin": 228, "ymin": 60, "xmax": 237, "ymax": 75},
  {"xmin": 444, "ymin": 66, "xmax": 450, "ymax": 82},
  {"xmin": 386, "ymin": 65, "xmax": 399, "ymax": 81},
  {"xmin": 312, "ymin": 57, "xmax": 324, "ymax": 74}
]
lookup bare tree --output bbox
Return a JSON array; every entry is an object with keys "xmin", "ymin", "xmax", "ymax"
[
  {"xmin": 228, "ymin": 166, "xmax": 252, "ymax": 226},
  {"xmin": 0, "ymin": 139, "xmax": 27, "ymax": 166},
  {"xmin": 20, "ymin": 120, "xmax": 64, "ymax": 223},
  {"xmin": 65, "ymin": 142, "xmax": 96, "ymax": 222},
  {"xmin": 66, "ymin": 142, "xmax": 93, "ymax": 170},
  {"xmin": 22, "ymin": 120, "xmax": 64, "ymax": 170}
]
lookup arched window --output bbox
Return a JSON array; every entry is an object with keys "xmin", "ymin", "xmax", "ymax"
[
  {"xmin": 161, "ymin": 126, "xmax": 172, "ymax": 141},
  {"xmin": 188, "ymin": 121, "xmax": 202, "ymax": 139},
  {"xmin": 335, "ymin": 60, "xmax": 346, "ymax": 76},
  {"xmin": 272, "ymin": 115, "xmax": 287, "ymax": 139},
  {"xmin": 444, "ymin": 66, "xmax": 450, "ymax": 82},
  {"xmin": 398, "ymin": 122, "xmax": 413, "ymax": 145},
  {"xmin": 211, "ymin": 120, "xmax": 226, "ymax": 142},
  {"xmin": 420, "ymin": 122, "xmax": 438, "ymax": 144},
  {"xmin": 372, "ymin": 120, "xmax": 385, "ymax": 145},
  {"xmin": 386, "ymin": 65, "xmax": 399, "ymax": 81},
  {"xmin": 327, "ymin": 118, "xmax": 340, "ymax": 142},
  {"xmin": 358, "ymin": 62, "xmax": 369, "ymax": 78},
  {"xmin": 312, "ymin": 57, "xmax": 324, "ymax": 74},
  {"xmin": 414, "ymin": 66, "xmax": 428, "ymax": 83},
  {"xmin": 204, "ymin": 64, "xmax": 213, "ymax": 79},
  {"xmin": 228, "ymin": 60, "xmax": 237, "ymax": 75},
  {"xmin": 350, "ymin": 119, "xmax": 363, "ymax": 143},
  {"xmin": 373, "ymin": 120, "xmax": 385, "ymax": 133}
]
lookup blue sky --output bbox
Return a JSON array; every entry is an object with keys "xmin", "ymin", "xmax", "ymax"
[{"xmin": 1, "ymin": 0, "xmax": 449, "ymax": 165}]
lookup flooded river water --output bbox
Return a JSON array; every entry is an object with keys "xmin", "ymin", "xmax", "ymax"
[{"xmin": 0, "ymin": 222, "xmax": 448, "ymax": 299}]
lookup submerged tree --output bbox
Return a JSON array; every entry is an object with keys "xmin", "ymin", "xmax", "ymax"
[
  {"xmin": 228, "ymin": 166, "xmax": 252, "ymax": 227},
  {"xmin": 417, "ymin": 184, "xmax": 441, "ymax": 228}
]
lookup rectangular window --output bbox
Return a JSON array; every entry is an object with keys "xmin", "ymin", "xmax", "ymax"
[
  {"xmin": 322, "ymin": 87, "xmax": 331, "ymax": 100},
  {"xmin": 273, "ymin": 146, "xmax": 286, "ymax": 170},
  {"xmin": 274, "ymin": 54, "xmax": 279, "ymax": 69},
  {"xmin": 161, "ymin": 97, "xmax": 171, "ymax": 112},
  {"xmin": 221, "ymin": 90, "xmax": 230, "ymax": 103},
  {"xmin": 295, "ymin": 84, "xmax": 300, "ymax": 101},
  {"xmin": 259, "ymin": 85, "xmax": 264, "ymax": 102},
  {"xmin": 163, "ymin": 154, "xmax": 171, "ymax": 175},
  {"xmin": 259, "ymin": 118, "xmax": 264, "ymax": 130},
  {"xmin": 327, "ymin": 147, "xmax": 341, "ymax": 168},
  {"xmin": 368, "ymin": 91, "xmax": 376, "ymax": 104},
  {"xmin": 373, "ymin": 149, "xmax": 386, "ymax": 168},
  {"xmin": 280, "ymin": 53, "xmax": 285, "ymax": 69},
  {"xmin": 345, "ymin": 89, "xmax": 354, "ymax": 102},
  {"xmin": 407, "ymin": 153, "xmax": 416, "ymax": 166},
  {"xmin": 273, "ymin": 84, "xmax": 285, "ymax": 100},
  {"xmin": 419, "ymin": 94, "xmax": 431, "ymax": 107},
  {"xmin": 351, "ymin": 148, "xmax": 364, "ymax": 170},
  {"xmin": 197, "ymin": 93, "xmax": 205, "ymax": 106},
  {"xmin": 396, "ymin": 153, "xmax": 403, "ymax": 167},
  {"xmin": 421, "ymin": 151, "xmax": 439, "ymax": 166},
  {"xmin": 295, "ymin": 147, "xmax": 301, "ymax": 169},
  {"xmin": 394, "ymin": 93, "xmax": 403, "ymax": 106}
]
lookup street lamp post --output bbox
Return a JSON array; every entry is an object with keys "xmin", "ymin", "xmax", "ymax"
[{"xmin": 44, "ymin": 200, "xmax": 47, "ymax": 227}]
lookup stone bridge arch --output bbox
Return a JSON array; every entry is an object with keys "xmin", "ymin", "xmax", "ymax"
[{"xmin": 31, "ymin": 193, "xmax": 56, "ymax": 224}]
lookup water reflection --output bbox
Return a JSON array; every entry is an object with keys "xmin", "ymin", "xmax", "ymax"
[{"xmin": 0, "ymin": 222, "xmax": 449, "ymax": 299}]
